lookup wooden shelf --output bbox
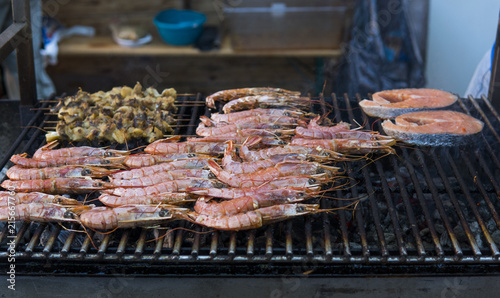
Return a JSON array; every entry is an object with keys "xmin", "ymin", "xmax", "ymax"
[{"xmin": 57, "ymin": 35, "xmax": 343, "ymax": 58}]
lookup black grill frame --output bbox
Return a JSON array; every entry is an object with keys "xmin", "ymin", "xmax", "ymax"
[{"xmin": 1, "ymin": 94, "xmax": 500, "ymax": 277}]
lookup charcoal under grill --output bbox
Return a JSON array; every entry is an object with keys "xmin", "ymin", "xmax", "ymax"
[{"xmin": 1, "ymin": 93, "xmax": 500, "ymax": 282}]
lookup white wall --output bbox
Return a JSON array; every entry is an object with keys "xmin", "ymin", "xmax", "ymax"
[{"xmin": 425, "ymin": 0, "xmax": 500, "ymax": 96}]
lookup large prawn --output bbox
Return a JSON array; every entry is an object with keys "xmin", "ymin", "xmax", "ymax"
[
  {"xmin": 111, "ymin": 157, "xmax": 213, "ymax": 180},
  {"xmin": 103, "ymin": 178, "xmax": 226, "ymax": 197},
  {"xmin": 183, "ymin": 203, "xmax": 320, "ymax": 231},
  {"xmin": 1, "ymin": 178, "xmax": 109, "ymax": 195},
  {"xmin": 0, "ymin": 191, "xmax": 80, "ymax": 206},
  {"xmin": 208, "ymin": 159, "xmax": 338, "ymax": 188},
  {"xmin": 210, "ymin": 108, "xmax": 303, "ymax": 123},
  {"xmin": 144, "ymin": 136, "xmax": 228, "ymax": 155},
  {"xmin": 187, "ymin": 177, "xmax": 322, "ymax": 199},
  {"xmin": 194, "ymin": 188, "xmax": 316, "ymax": 217},
  {"xmin": 0, "ymin": 203, "xmax": 90, "ymax": 223},
  {"xmin": 6, "ymin": 165, "xmax": 114, "ymax": 180},
  {"xmin": 32, "ymin": 140, "xmax": 129, "ymax": 159},
  {"xmin": 98, "ymin": 192, "xmax": 195, "ymax": 207},
  {"xmin": 10, "ymin": 153, "xmax": 126, "ymax": 168},
  {"xmin": 206, "ymin": 87, "xmax": 301, "ymax": 108},
  {"xmin": 79, "ymin": 205, "xmax": 186, "ymax": 230},
  {"xmin": 290, "ymin": 138, "xmax": 396, "ymax": 155},
  {"xmin": 222, "ymin": 95, "xmax": 311, "ymax": 114},
  {"xmin": 109, "ymin": 169, "xmax": 214, "ymax": 187},
  {"xmin": 124, "ymin": 153, "xmax": 212, "ymax": 168}
]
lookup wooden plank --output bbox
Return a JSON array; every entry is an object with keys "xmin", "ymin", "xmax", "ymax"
[{"xmin": 57, "ymin": 36, "xmax": 343, "ymax": 57}]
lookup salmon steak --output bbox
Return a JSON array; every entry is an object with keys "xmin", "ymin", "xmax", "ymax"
[
  {"xmin": 381, "ymin": 110, "xmax": 484, "ymax": 146},
  {"xmin": 359, "ymin": 88, "xmax": 458, "ymax": 119}
]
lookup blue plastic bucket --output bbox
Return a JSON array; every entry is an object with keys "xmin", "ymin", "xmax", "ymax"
[{"xmin": 154, "ymin": 9, "xmax": 206, "ymax": 46}]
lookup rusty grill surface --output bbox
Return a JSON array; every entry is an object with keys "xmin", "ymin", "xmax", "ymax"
[{"xmin": 1, "ymin": 94, "xmax": 500, "ymax": 276}]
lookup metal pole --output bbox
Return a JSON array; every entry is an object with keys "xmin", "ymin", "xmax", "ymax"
[
  {"xmin": 13, "ymin": 0, "xmax": 37, "ymax": 107},
  {"xmin": 488, "ymin": 9, "xmax": 500, "ymax": 112}
]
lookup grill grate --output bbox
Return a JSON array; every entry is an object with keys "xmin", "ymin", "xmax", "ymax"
[{"xmin": 1, "ymin": 94, "xmax": 500, "ymax": 275}]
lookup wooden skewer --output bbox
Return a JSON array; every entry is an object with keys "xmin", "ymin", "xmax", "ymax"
[
  {"xmin": 44, "ymin": 127, "xmax": 57, "ymax": 130},
  {"xmin": 44, "ymin": 121, "xmax": 59, "ymax": 123},
  {"xmin": 31, "ymin": 107, "xmax": 51, "ymax": 111}
]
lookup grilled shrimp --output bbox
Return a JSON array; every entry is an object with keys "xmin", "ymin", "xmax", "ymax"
[
  {"xmin": 0, "ymin": 203, "xmax": 89, "ymax": 222},
  {"xmin": 0, "ymin": 191, "xmax": 80, "ymax": 206},
  {"xmin": 206, "ymin": 87, "xmax": 301, "ymax": 108},
  {"xmin": 239, "ymin": 136, "xmax": 331, "ymax": 162},
  {"xmin": 98, "ymin": 193, "xmax": 195, "ymax": 207},
  {"xmin": 194, "ymin": 188, "xmax": 315, "ymax": 217},
  {"xmin": 1, "ymin": 178, "xmax": 108, "ymax": 195},
  {"xmin": 79, "ymin": 205, "xmax": 185, "ymax": 230},
  {"xmin": 290, "ymin": 138, "xmax": 396, "ymax": 155},
  {"xmin": 295, "ymin": 126, "xmax": 393, "ymax": 140},
  {"xmin": 196, "ymin": 121, "xmax": 294, "ymax": 138},
  {"xmin": 184, "ymin": 203, "xmax": 320, "ymax": 231},
  {"xmin": 199, "ymin": 115, "xmax": 299, "ymax": 129},
  {"xmin": 10, "ymin": 153, "xmax": 126, "ymax": 168},
  {"xmin": 308, "ymin": 116, "xmax": 351, "ymax": 132},
  {"xmin": 187, "ymin": 177, "xmax": 322, "ymax": 199},
  {"xmin": 187, "ymin": 136, "xmax": 287, "ymax": 146},
  {"xmin": 32, "ymin": 140, "xmax": 129, "ymax": 159},
  {"xmin": 103, "ymin": 178, "xmax": 226, "ymax": 197},
  {"xmin": 6, "ymin": 165, "xmax": 114, "ymax": 180},
  {"xmin": 124, "ymin": 153, "xmax": 212, "ymax": 168},
  {"xmin": 208, "ymin": 159, "xmax": 338, "ymax": 188},
  {"xmin": 221, "ymin": 140, "xmax": 303, "ymax": 174},
  {"xmin": 112, "ymin": 158, "xmax": 212, "ymax": 180},
  {"xmin": 211, "ymin": 108, "xmax": 303, "ymax": 123},
  {"xmin": 109, "ymin": 169, "xmax": 214, "ymax": 187},
  {"xmin": 222, "ymin": 95, "xmax": 311, "ymax": 114},
  {"xmin": 145, "ymin": 137, "xmax": 228, "ymax": 155}
]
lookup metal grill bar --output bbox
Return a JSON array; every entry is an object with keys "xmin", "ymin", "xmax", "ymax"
[
  {"xmin": 414, "ymin": 150, "xmax": 463, "ymax": 258},
  {"xmin": 331, "ymin": 94, "xmax": 352, "ymax": 259},
  {"xmin": 401, "ymin": 148, "xmax": 444, "ymax": 257}
]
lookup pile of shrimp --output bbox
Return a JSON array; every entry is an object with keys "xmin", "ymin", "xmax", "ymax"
[{"xmin": 0, "ymin": 87, "xmax": 396, "ymax": 232}]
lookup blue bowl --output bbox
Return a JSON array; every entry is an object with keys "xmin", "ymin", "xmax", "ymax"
[{"xmin": 154, "ymin": 9, "xmax": 206, "ymax": 46}]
